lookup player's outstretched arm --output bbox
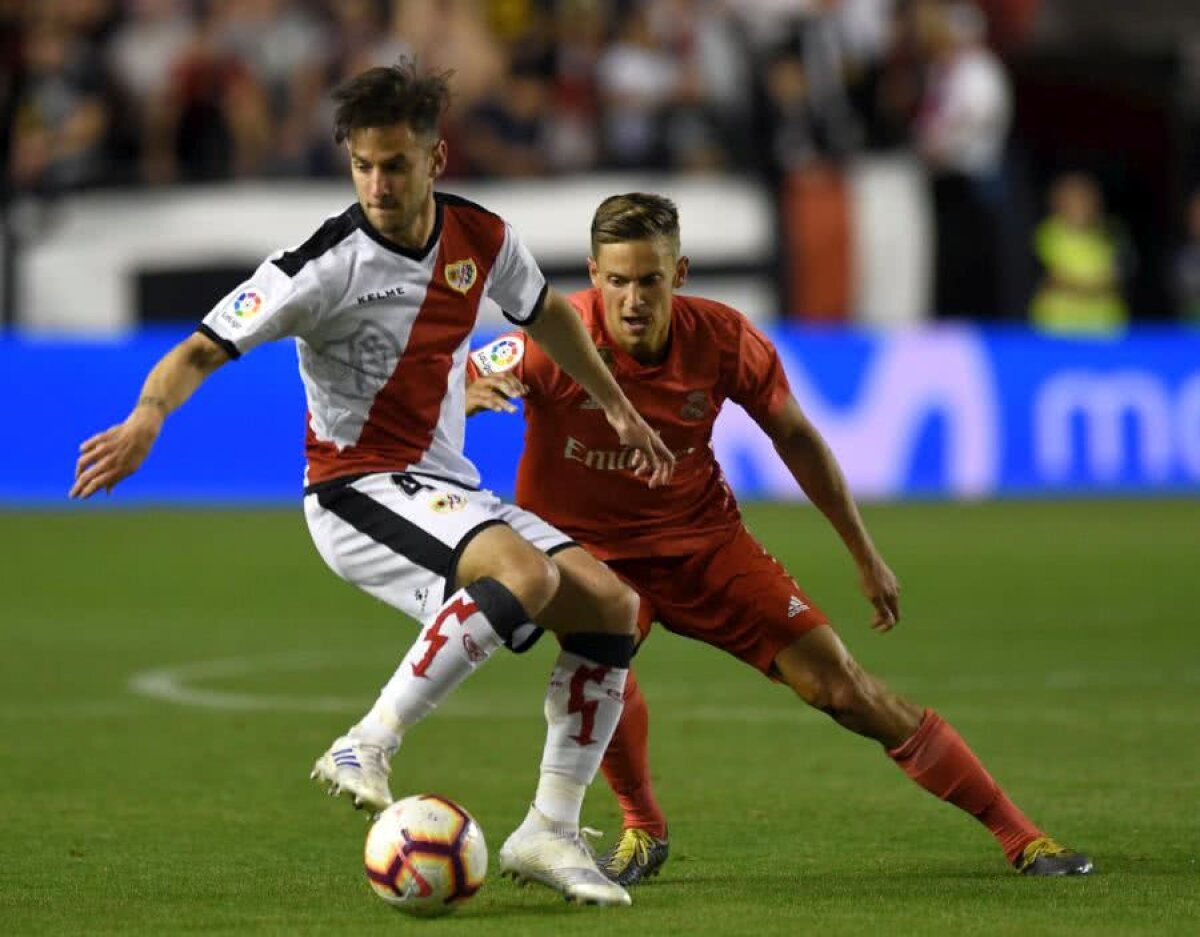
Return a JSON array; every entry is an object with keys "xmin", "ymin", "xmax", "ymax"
[
  {"xmin": 524, "ymin": 289, "xmax": 674, "ymax": 487},
  {"xmin": 70, "ymin": 331, "xmax": 231, "ymax": 499},
  {"xmin": 761, "ymin": 395, "xmax": 900, "ymax": 632}
]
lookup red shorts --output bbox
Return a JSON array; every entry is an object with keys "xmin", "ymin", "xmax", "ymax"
[{"xmin": 604, "ymin": 524, "xmax": 827, "ymax": 676}]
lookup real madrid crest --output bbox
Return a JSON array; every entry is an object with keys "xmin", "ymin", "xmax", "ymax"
[
  {"xmin": 444, "ymin": 258, "xmax": 478, "ymax": 294},
  {"xmin": 680, "ymin": 390, "xmax": 708, "ymax": 420}
]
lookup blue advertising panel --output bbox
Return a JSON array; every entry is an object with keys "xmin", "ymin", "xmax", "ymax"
[{"xmin": 4, "ymin": 326, "xmax": 1199, "ymax": 506}]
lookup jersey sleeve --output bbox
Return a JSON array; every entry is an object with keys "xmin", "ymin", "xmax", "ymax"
[
  {"xmin": 729, "ymin": 318, "xmax": 792, "ymax": 426},
  {"xmin": 198, "ymin": 258, "xmax": 320, "ymax": 358},
  {"xmin": 483, "ymin": 223, "xmax": 548, "ymax": 326}
]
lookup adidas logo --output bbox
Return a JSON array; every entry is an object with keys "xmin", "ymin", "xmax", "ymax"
[
  {"xmin": 788, "ymin": 596, "xmax": 809, "ymax": 618},
  {"xmin": 332, "ymin": 748, "xmax": 362, "ymax": 769}
]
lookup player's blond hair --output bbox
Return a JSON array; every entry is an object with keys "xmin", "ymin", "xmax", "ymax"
[{"xmin": 590, "ymin": 194, "xmax": 681, "ymax": 257}]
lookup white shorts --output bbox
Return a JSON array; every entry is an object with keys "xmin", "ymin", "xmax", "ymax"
[{"xmin": 304, "ymin": 472, "xmax": 572, "ymax": 644}]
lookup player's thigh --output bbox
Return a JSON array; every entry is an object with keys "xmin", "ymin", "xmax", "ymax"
[
  {"xmin": 534, "ymin": 545, "xmax": 639, "ymax": 636},
  {"xmin": 303, "ymin": 472, "xmax": 546, "ymax": 623},
  {"xmin": 647, "ymin": 527, "xmax": 829, "ymax": 677}
]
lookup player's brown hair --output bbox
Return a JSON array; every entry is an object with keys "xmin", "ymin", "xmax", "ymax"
[
  {"xmin": 590, "ymin": 193, "xmax": 681, "ymax": 256},
  {"xmin": 332, "ymin": 60, "xmax": 451, "ymax": 144}
]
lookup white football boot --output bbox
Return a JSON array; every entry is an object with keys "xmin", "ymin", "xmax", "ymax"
[
  {"xmin": 499, "ymin": 808, "xmax": 632, "ymax": 906},
  {"xmin": 310, "ymin": 734, "xmax": 394, "ymax": 814}
]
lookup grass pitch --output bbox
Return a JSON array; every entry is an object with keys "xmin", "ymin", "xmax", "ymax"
[{"xmin": 1, "ymin": 499, "xmax": 1197, "ymax": 936}]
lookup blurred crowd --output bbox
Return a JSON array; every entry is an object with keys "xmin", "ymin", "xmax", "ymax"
[
  {"xmin": 1, "ymin": 0, "xmax": 1198, "ymax": 327},
  {"xmin": 0, "ymin": 0, "xmax": 1022, "ymax": 189}
]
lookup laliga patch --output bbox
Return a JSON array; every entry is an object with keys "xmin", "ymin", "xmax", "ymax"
[
  {"xmin": 216, "ymin": 287, "xmax": 265, "ymax": 331},
  {"xmin": 471, "ymin": 336, "xmax": 524, "ymax": 375},
  {"xmin": 444, "ymin": 258, "xmax": 477, "ymax": 294},
  {"xmin": 429, "ymin": 492, "xmax": 468, "ymax": 514}
]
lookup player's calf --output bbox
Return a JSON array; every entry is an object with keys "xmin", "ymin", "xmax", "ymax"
[{"xmin": 774, "ymin": 628, "xmax": 922, "ymax": 747}]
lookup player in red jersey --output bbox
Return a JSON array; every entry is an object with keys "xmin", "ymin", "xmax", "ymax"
[{"xmin": 467, "ymin": 192, "xmax": 1093, "ymax": 883}]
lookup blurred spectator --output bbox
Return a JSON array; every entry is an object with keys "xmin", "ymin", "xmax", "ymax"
[
  {"xmin": 55, "ymin": 0, "xmax": 121, "ymax": 43},
  {"xmin": 139, "ymin": 0, "xmax": 271, "ymax": 184},
  {"xmin": 1, "ymin": 0, "xmax": 23, "ymax": 196},
  {"xmin": 546, "ymin": 0, "xmax": 606, "ymax": 172},
  {"xmin": 325, "ymin": 0, "xmax": 395, "ymax": 80},
  {"xmin": 214, "ymin": 0, "xmax": 331, "ymax": 176},
  {"xmin": 846, "ymin": 0, "xmax": 923, "ymax": 150},
  {"xmin": 459, "ymin": 57, "xmax": 552, "ymax": 177},
  {"xmin": 9, "ymin": 17, "xmax": 113, "ymax": 194},
  {"xmin": 379, "ymin": 0, "xmax": 505, "ymax": 177},
  {"xmin": 1172, "ymin": 188, "xmax": 1200, "ymax": 326},
  {"xmin": 595, "ymin": 6, "xmax": 683, "ymax": 169},
  {"xmin": 107, "ymin": 0, "xmax": 194, "ymax": 183},
  {"xmin": 762, "ymin": 49, "xmax": 824, "ymax": 171},
  {"xmin": 911, "ymin": 0, "xmax": 1012, "ymax": 319},
  {"xmin": 736, "ymin": 0, "xmax": 863, "ymax": 171},
  {"xmin": 1030, "ymin": 172, "xmax": 1129, "ymax": 336},
  {"xmin": 384, "ymin": 0, "xmax": 505, "ymax": 116}
]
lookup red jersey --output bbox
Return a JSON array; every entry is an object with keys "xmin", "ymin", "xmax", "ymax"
[{"xmin": 469, "ymin": 289, "xmax": 791, "ymax": 560}]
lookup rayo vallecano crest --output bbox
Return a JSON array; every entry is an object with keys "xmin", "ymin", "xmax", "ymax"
[{"xmin": 444, "ymin": 258, "xmax": 477, "ymax": 294}]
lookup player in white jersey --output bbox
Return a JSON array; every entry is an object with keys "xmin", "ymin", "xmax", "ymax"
[{"xmin": 69, "ymin": 61, "xmax": 676, "ymax": 908}]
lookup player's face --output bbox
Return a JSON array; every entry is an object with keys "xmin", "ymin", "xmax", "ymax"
[
  {"xmin": 347, "ymin": 124, "xmax": 447, "ymax": 248},
  {"xmin": 589, "ymin": 238, "xmax": 688, "ymax": 362}
]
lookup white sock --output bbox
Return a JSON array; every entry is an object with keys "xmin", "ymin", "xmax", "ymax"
[
  {"xmin": 535, "ymin": 650, "xmax": 628, "ymax": 826},
  {"xmin": 352, "ymin": 586, "xmax": 509, "ymax": 749}
]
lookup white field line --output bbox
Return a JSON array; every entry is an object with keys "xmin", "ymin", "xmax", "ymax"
[{"xmin": 120, "ymin": 652, "xmax": 1200, "ymax": 724}]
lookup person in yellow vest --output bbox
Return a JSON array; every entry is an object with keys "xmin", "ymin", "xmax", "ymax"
[{"xmin": 1030, "ymin": 172, "xmax": 1128, "ymax": 336}]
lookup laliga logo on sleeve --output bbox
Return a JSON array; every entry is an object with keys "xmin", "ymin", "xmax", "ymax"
[
  {"xmin": 232, "ymin": 289, "xmax": 264, "ymax": 318},
  {"xmin": 218, "ymin": 287, "xmax": 265, "ymax": 331},
  {"xmin": 444, "ymin": 258, "xmax": 477, "ymax": 294},
  {"xmin": 488, "ymin": 338, "xmax": 522, "ymax": 370},
  {"xmin": 471, "ymin": 336, "xmax": 523, "ymax": 375}
]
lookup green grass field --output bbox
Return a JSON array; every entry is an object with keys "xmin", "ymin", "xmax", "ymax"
[{"xmin": 2, "ymin": 500, "xmax": 1198, "ymax": 936}]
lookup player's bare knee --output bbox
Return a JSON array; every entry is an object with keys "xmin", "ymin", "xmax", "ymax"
[
  {"xmin": 580, "ymin": 563, "xmax": 638, "ymax": 635},
  {"xmin": 602, "ymin": 577, "xmax": 639, "ymax": 635},
  {"xmin": 485, "ymin": 552, "xmax": 560, "ymax": 619}
]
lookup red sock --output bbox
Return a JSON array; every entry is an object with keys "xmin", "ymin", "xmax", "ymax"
[
  {"xmin": 888, "ymin": 709, "xmax": 1041, "ymax": 863},
  {"xmin": 600, "ymin": 669, "xmax": 668, "ymax": 837}
]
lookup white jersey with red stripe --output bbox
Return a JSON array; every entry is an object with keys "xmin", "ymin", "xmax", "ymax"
[{"xmin": 199, "ymin": 192, "xmax": 546, "ymax": 489}]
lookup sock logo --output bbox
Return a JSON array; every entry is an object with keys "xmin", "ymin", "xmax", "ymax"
[
  {"xmin": 566, "ymin": 663, "xmax": 610, "ymax": 747},
  {"xmin": 411, "ymin": 596, "xmax": 478, "ymax": 678},
  {"xmin": 461, "ymin": 632, "xmax": 486, "ymax": 663}
]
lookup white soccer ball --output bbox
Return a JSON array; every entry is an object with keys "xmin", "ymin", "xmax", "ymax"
[{"xmin": 364, "ymin": 794, "xmax": 488, "ymax": 917}]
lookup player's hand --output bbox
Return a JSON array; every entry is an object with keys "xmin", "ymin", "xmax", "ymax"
[
  {"xmin": 70, "ymin": 412, "xmax": 162, "ymax": 499},
  {"xmin": 466, "ymin": 374, "xmax": 527, "ymax": 416},
  {"xmin": 859, "ymin": 555, "xmax": 900, "ymax": 632},
  {"xmin": 605, "ymin": 405, "xmax": 675, "ymax": 488}
]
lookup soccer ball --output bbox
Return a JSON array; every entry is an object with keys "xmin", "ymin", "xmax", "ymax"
[{"xmin": 363, "ymin": 794, "xmax": 487, "ymax": 917}]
